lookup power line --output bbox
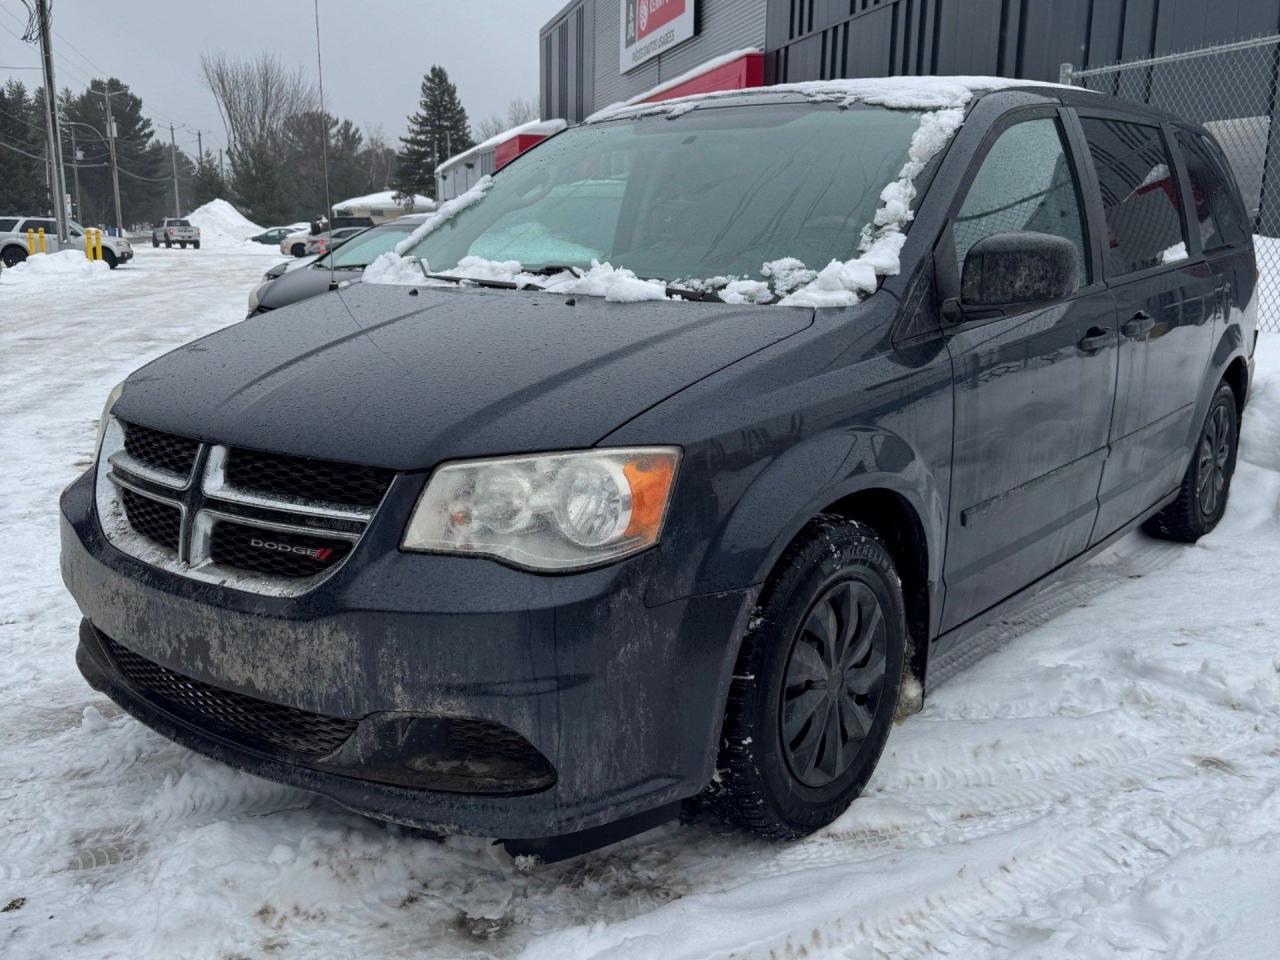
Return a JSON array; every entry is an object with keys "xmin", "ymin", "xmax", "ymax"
[{"xmin": 0, "ymin": 131, "xmax": 43, "ymax": 160}]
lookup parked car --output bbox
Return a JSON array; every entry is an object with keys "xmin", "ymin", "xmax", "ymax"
[
  {"xmin": 304, "ymin": 226, "xmax": 366, "ymax": 257},
  {"xmin": 0, "ymin": 216, "xmax": 133, "ymax": 268},
  {"xmin": 62, "ymin": 79, "xmax": 1256, "ymax": 859},
  {"xmin": 248, "ymin": 215, "xmax": 427, "ymax": 316},
  {"xmin": 151, "ymin": 218, "xmax": 200, "ymax": 249},
  {"xmin": 281, "ymin": 229, "xmax": 313, "ymax": 258},
  {"xmin": 249, "ymin": 225, "xmax": 307, "ymax": 246}
]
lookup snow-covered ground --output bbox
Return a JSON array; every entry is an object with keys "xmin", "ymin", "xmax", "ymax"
[{"xmin": 1, "ymin": 245, "xmax": 1279, "ymax": 959}]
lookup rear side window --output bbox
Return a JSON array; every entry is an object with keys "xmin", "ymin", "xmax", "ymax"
[
  {"xmin": 953, "ymin": 118, "xmax": 1090, "ymax": 283},
  {"xmin": 1177, "ymin": 131, "xmax": 1250, "ymax": 250},
  {"xmin": 1079, "ymin": 118, "xmax": 1187, "ymax": 275}
]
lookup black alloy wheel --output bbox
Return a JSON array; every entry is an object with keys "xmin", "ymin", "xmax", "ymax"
[
  {"xmin": 710, "ymin": 515, "xmax": 907, "ymax": 839},
  {"xmin": 782, "ymin": 580, "xmax": 889, "ymax": 788},
  {"xmin": 1197, "ymin": 401, "xmax": 1232, "ymax": 518},
  {"xmin": 1145, "ymin": 382, "xmax": 1240, "ymax": 542}
]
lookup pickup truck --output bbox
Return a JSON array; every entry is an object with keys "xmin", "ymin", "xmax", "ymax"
[{"xmin": 151, "ymin": 218, "xmax": 201, "ymax": 249}]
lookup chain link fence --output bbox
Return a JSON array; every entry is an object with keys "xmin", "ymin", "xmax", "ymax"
[{"xmin": 1063, "ymin": 35, "xmax": 1280, "ymax": 332}]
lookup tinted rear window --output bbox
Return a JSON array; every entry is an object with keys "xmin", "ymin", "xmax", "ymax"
[
  {"xmin": 1079, "ymin": 117, "xmax": 1187, "ymax": 275},
  {"xmin": 1177, "ymin": 130, "xmax": 1250, "ymax": 250}
]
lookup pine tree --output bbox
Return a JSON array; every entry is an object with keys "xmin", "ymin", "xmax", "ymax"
[{"xmin": 393, "ymin": 66, "xmax": 473, "ymax": 201}]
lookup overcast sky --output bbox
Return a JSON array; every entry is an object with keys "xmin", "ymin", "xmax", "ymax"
[{"xmin": 0, "ymin": 0, "xmax": 566, "ymax": 155}]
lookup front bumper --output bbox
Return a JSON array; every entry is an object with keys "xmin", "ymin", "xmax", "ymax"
[{"xmin": 60, "ymin": 470, "xmax": 752, "ymax": 838}]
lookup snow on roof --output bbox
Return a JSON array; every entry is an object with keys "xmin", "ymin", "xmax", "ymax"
[
  {"xmin": 589, "ymin": 74, "xmax": 1083, "ymax": 123},
  {"xmin": 333, "ymin": 190, "xmax": 435, "ymax": 212},
  {"xmin": 436, "ymin": 118, "xmax": 569, "ymax": 173}
]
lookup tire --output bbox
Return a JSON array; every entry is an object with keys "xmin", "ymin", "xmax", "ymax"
[
  {"xmin": 164, "ymin": 238, "xmax": 172, "ymax": 249},
  {"xmin": 178, "ymin": 241, "xmax": 187, "ymax": 249},
  {"xmin": 1144, "ymin": 383, "xmax": 1239, "ymax": 543},
  {"xmin": 192, "ymin": 241, "xmax": 200, "ymax": 250},
  {"xmin": 101, "ymin": 248, "xmax": 118, "ymax": 270},
  {"xmin": 709, "ymin": 515, "xmax": 907, "ymax": 839},
  {"xmin": 1, "ymin": 245, "xmax": 26, "ymax": 269},
  {"xmin": 290, "ymin": 243, "xmax": 306, "ymax": 258},
  {"xmin": 151, "ymin": 237, "xmax": 159, "ymax": 248}
]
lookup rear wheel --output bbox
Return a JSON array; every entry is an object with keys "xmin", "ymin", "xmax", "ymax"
[
  {"xmin": 192, "ymin": 240, "xmax": 200, "ymax": 250},
  {"xmin": 1145, "ymin": 382, "xmax": 1239, "ymax": 542},
  {"xmin": 1, "ymin": 245, "xmax": 26, "ymax": 268},
  {"xmin": 151, "ymin": 237, "xmax": 159, "ymax": 248},
  {"xmin": 710, "ymin": 516, "xmax": 907, "ymax": 839}
]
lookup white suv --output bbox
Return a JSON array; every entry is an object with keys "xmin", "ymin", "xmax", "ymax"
[{"xmin": 0, "ymin": 216, "xmax": 134, "ymax": 269}]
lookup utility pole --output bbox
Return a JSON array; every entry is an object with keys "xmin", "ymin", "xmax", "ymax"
[
  {"xmin": 68, "ymin": 123, "xmax": 81, "ymax": 219},
  {"xmin": 102, "ymin": 85, "xmax": 124, "ymax": 234},
  {"xmin": 169, "ymin": 123, "xmax": 181, "ymax": 217},
  {"xmin": 218, "ymin": 148, "xmax": 224, "ymax": 181},
  {"xmin": 196, "ymin": 129, "xmax": 204, "ymax": 170},
  {"xmin": 34, "ymin": 0, "xmax": 69, "ymax": 243}
]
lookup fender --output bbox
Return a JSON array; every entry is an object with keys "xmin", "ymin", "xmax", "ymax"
[{"xmin": 692, "ymin": 425, "xmax": 948, "ymax": 635}]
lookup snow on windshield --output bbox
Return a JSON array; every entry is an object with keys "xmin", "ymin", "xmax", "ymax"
[{"xmin": 363, "ymin": 77, "xmax": 1053, "ymax": 307}]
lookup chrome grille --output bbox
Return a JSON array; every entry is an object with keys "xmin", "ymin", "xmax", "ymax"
[
  {"xmin": 122, "ymin": 422, "xmax": 199, "ymax": 478},
  {"xmin": 120, "ymin": 487, "xmax": 181, "ymax": 552},
  {"xmin": 95, "ymin": 417, "xmax": 391, "ymax": 596}
]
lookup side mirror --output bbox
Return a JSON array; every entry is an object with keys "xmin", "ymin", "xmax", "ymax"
[{"xmin": 945, "ymin": 232, "xmax": 1081, "ymax": 322}]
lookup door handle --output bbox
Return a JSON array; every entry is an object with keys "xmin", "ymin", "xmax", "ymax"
[
  {"xmin": 1122, "ymin": 312, "xmax": 1156, "ymax": 339},
  {"xmin": 1078, "ymin": 326, "xmax": 1112, "ymax": 353}
]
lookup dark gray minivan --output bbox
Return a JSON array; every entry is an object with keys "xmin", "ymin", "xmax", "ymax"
[{"xmin": 61, "ymin": 78, "xmax": 1256, "ymax": 858}]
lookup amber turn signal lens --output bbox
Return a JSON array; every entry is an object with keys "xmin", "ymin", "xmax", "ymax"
[{"xmin": 623, "ymin": 453, "xmax": 677, "ymax": 540}]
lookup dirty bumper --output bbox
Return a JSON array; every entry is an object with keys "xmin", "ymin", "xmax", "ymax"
[{"xmin": 60, "ymin": 472, "xmax": 752, "ymax": 839}]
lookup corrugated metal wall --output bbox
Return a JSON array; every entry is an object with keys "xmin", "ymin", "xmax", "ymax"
[
  {"xmin": 540, "ymin": 0, "xmax": 1280, "ymax": 120},
  {"xmin": 766, "ymin": 0, "xmax": 1280, "ymax": 85},
  {"xmin": 541, "ymin": 0, "xmax": 767, "ymax": 120}
]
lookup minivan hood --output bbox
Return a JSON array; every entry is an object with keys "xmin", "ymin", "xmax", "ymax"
[{"xmin": 115, "ymin": 282, "xmax": 814, "ymax": 470}]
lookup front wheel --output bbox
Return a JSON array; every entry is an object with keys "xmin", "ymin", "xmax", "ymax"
[
  {"xmin": 1145, "ymin": 382, "xmax": 1239, "ymax": 542},
  {"xmin": 101, "ymin": 248, "xmax": 118, "ymax": 269},
  {"xmin": 1, "ymin": 245, "xmax": 26, "ymax": 268},
  {"xmin": 709, "ymin": 516, "xmax": 907, "ymax": 839},
  {"xmin": 151, "ymin": 237, "xmax": 159, "ymax": 248},
  {"xmin": 290, "ymin": 243, "xmax": 306, "ymax": 257}
]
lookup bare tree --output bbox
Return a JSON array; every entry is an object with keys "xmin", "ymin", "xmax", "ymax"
[
  {"xmin": 200, "ymin": 52, "xmax": 317, "ymax": 153},
  {"xmin": 473, "ymin": 97, "xmax": 541, "ymax": 142}
]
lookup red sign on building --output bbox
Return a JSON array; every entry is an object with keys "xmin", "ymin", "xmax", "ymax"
[{"xmin": 621, "ymin": 0, "xmax": 697, "ymax": 74}]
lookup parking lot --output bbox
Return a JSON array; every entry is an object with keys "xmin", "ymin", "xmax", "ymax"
[{"xmin": 1, "ymin": 243, "xmax": 1278, "ymax": 958}]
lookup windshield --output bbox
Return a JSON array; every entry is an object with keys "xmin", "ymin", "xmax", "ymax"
[
  {"xmin": 402, "ymin": 103, "xmax": 924, "ymax": 284},
  {"xmin": 316, "ymin": 224, "xmax": 417, "ymax": 269}
]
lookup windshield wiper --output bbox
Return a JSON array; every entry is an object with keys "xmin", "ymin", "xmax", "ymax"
[
  {"xmin": 418, "ymin": 262, "xmax": 547, "ymax": 292},
  {"xmin": 661, "ymin": 283, "xmax": 723, "ymax": 302}
]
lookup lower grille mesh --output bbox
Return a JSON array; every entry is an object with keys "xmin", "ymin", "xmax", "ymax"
[{"xmin": 101, "ymin": 634, "xmax": 357, "ymax": 759}]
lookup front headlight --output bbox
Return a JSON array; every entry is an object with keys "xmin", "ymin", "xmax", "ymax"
[
  {"xmin": 247, "ymin": 281, "xmax": 268, "ymax": 313},
  {"xmin": 94, "ymin": 381, "xmax": 125, "ymax": 460},
  {"xmin": 402, "ymin": 448, "xmax": 680, "ymax": 571}
]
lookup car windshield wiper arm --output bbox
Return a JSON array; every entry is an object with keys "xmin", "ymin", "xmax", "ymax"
[{"xmin": 661, "ymin": 282, "xmax": 724, "ymax": 302}]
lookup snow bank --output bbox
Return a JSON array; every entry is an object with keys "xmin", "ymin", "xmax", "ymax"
[
  {"xmin": 0, "ymin": 249, "xmax": 110, "ymax": 285},
  {"xmin": 186, "ymin": 199, "xmax": 262, "ymax": 248}
]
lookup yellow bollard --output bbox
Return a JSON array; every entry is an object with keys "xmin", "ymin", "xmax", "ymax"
[
  {"xmin": 85, "ymin": 229, "xmax": 92, "ymax": 260},
  {"xmin": 27, "ymin": 228, "xmax": 34, "ymax": 253},
  {"xmin": 94, "ymin": 229, "xmax": 103, "ymax": 262},
  {"xmin": 38, "ymin": 227, "xmax": 46, "ymax": 254}
]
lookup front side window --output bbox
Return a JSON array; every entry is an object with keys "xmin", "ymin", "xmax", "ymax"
[
  {"xmin": 401, "ymin": 103, "xmax": 925, "ymax": 284},
  {"xmin": 953, "ymin": 117, "xmax": 1089, "ymax": 282},
  {"xmin": 1177, "ymin": 130, "xmax": 1249, "ymax": 250},
  {"xmin": 320, "ymin": 225, "xmax": 415, "ymax": 269},
  {"xmin": 1080, "ymin": 117, "xmax": 1188, "ymax": 274}
]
